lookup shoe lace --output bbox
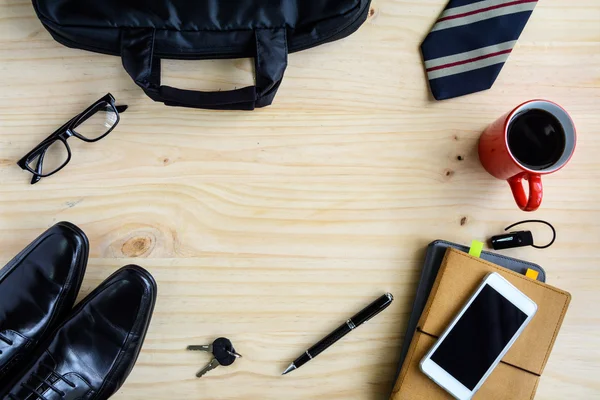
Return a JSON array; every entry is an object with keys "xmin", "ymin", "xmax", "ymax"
[
  {"xmin": 8, "ymin": 363, "xmax": 76, "ymax": 400},
  {"xmin": 0, "ymin": 332, "xmax": 14, "ymax": 355}
]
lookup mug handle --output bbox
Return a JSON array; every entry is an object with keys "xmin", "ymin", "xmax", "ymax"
[{"xmin": 507, "ymin": 172, "xmax": 543, "ymax": 212}]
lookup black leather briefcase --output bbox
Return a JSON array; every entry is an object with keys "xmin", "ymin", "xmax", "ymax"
[{"xmin": 32, "ymin": 0, "xmax": 371, "ymax": 110}]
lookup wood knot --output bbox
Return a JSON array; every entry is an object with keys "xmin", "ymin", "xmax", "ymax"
[
  {"xmin": 122, "ymin": 236, "xmax": 153, "ymax": 257},
  {"xmin": 444, "ymin": 169, "xmax": 454, "ymax": 178},
  {"xmin": 368, "ymin": 5, "xmax": 378, "ymax": 19},
  {"xmin": 457, "ymin": 155, "xmax": 464, "ymax": 161},
  {"xmin": 453, "ymin": 135, "xmax": 459, "ymax": 141},
  {"xmin": 163, "ymin": 157, "xmax": 171, "ymax": 165},
  {"xmin": 103, "ymin": 224, "xmax": 175, "ymax": 259},
  {"xmin": 460, "ymin": 216, "xmax": 468, "ymax": 226}
]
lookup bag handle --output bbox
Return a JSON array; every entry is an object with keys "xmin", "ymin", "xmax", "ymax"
[{"xmin": 121, "ymin": 29, "xmax": 287, "ymax": 110}]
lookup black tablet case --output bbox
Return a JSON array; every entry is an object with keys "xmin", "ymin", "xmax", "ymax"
[{"xmin": 395, "ymin": 240, "xmax": 546, "ymax": 378}]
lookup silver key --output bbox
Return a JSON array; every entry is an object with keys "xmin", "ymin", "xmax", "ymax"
[
  {"xmin": 187, "ymin": 337, "xmax": 240, "ymax": 378},
  {"xmin": 187, "ymin": 344, "xmax": 219, "ymax": 377},
  {"xmin": 195, "ymin": 358, "xmax": 221, "ymax": 378},
  {"xmin": 187, "ymin": 344, "xmax": 212, "ymax": 352}
]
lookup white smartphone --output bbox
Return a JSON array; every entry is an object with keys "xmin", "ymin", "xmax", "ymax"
[{"xmin": 420, "ymin": 272, "xmax": 537, "ymax": 400}]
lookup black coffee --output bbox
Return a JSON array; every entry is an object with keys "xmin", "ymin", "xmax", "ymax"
[{"xmin": 507, "ymin": 109, "xmax": 565, "ymax": 170}]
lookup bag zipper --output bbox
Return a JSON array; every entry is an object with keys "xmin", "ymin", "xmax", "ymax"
[
  {"xmin": 42, "ymin": 0, "xmax": 370, "ymax": 59},
  {"xmin": 290, "ymin": 0, "xmax": 370, "ymax": 53}
]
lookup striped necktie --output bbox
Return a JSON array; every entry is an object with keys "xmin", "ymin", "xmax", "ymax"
[{"xmin": 422, "ymin": 0, "xmax": 538, "ymax": 100}]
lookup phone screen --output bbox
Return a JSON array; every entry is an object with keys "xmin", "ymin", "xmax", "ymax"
[{"xmin": 430, "ymin": 284, "xmax": 528, "ymax": 390}]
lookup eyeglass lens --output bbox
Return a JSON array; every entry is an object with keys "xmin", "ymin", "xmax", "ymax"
[
  {"xmin": 27, "ymin": 140, "xmax": 69, "ymax": 176},
  {"xmin": 73, "ymin": 102, "xmax": 118, "ymax": 141}
]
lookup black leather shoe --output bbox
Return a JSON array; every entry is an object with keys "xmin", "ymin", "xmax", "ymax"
[
  {"xmin": 0, "ymin": 222, "xmax": 88, "ymax": 386},
  {"xmin": 3, "ymin": 265, "xmax": 157, "ymax": 400}
]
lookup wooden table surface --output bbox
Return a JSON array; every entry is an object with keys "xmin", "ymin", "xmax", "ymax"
[{"xmin": 1, "ymin": 0, "xmax": 599, "ymax": 399}]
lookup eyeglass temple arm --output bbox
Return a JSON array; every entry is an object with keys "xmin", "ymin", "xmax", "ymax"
[
  {"xmin": 29, "ymin": 149, "xmax": 46, "ymax": 185},
  {"xmin": 116, "ymin": 105, "xmax": 128, "ymax": 113}
]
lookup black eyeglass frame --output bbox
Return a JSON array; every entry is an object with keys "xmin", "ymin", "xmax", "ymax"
[{"xmin": 17, "ymin": 93, "xmax": 127, "ymax": 184}]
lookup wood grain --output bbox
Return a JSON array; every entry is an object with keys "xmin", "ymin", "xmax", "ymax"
[{"xmin": 1, "ymin": 0, "xmax": 599, "ymax": 399}]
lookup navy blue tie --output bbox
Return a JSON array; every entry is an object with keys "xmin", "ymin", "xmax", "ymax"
[{"xmin": 422, "ymin": 0, "xmax": 538, "ymax": 100}]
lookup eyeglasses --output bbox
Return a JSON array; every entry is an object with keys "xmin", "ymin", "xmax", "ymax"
[{"xmin": 17, "ymin": 93, "xmax": 128, "ymax": 184}]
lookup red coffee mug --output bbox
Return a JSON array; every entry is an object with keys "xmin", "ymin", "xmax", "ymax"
[{"xmin": 478, "ymin": 100, "xmax": 576, "ymax": 212}]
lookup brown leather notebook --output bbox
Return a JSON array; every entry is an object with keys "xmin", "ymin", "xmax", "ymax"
[{"xmin": 390, "ymin": 248, "xmax": 571, "ymax": 400}]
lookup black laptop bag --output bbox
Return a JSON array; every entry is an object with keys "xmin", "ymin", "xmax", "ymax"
[{"xmin": 32, "ymin": 0, "xmax": 371, "ymax": 110}]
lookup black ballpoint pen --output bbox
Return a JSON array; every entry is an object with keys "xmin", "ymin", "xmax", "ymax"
[{"xmin": 282, "ymin": 293, "xmax": 394, "ymax": 375}]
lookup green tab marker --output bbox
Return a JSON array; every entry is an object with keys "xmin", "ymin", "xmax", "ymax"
[{"xmin": 469, "ymin": 240, "xmax": 484, "ymax": 258}]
